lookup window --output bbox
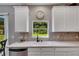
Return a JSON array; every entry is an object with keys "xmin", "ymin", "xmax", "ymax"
[
  {"xmin": 0, "ymin": 13, "xmax": 8, "ymax": 49},
  {"xmin": 0, "ymin": 16, "xmax": 5, "ymax": 41},
  {"xmin": 32, "ymin": 21, "xmax": 49, "ymax": 38}
]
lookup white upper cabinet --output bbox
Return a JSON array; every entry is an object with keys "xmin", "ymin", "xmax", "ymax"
[
  {"xmin": 52, "ymin": 6, "xmax": 65, "ymax": 32},
  {"xmin": 14, "ymin": 6, "xmax": 29, "ymax": 32},
  {"xmin": 52, "ymin": 6, "xmax": 79, "ymax": 32},
  {"xmin": 64, "ymin": 6, "xmax": 79, "ymax": 31}
]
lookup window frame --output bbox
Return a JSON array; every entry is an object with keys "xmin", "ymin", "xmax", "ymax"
[
  {"xmin": 32, "ymin": 20, "xmax": 49, "ymax": 38},
  {"xmin": 0, "ymin": 13, "xmax": 9, "ymax": 55}
]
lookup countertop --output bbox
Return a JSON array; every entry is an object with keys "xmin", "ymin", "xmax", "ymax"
[{"xmin": 6, "ymin": 41, "xmax": 79, "ymax": 48}]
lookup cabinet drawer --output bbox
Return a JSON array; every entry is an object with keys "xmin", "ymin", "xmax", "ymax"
[
  {"xmin": 28, "ymin": 48, "xmax": 41, "ymax": 52},
  {"xmin": 41, "ymin": 54, "xmax": 54, "ymax": 56},
  {"xmin": 41, "ymin": 52, "xmax": 54, "ymax": 56},
  {"xmin": 28, "ymin": 53, "xmax": 40, "ymax": 56},
  {"xmin": 41, "ymin": 48, "xmax": 54, "ymax": 52}
]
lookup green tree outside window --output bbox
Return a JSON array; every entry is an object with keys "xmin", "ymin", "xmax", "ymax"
[
  {"xmin": 0, "ymin": 16, "xmax": 5, "ymax": 48},
  {"xmin": 32, "ymin": 22, "xmax": 48, "ymax": 37}
]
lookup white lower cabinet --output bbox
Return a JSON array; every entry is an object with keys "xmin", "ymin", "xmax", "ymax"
[
  {"xmin": 28, "ymin": 48, "xmax": 40, "ymax": 56},
  {"xmin": 40, "ymin": 48, "xmax": 54, "ymax": 56},
  {"xmin": 28, "ymin": 48, "xmax": 79, "ymax": 56},
  {"xmin": 55, "ymin": 48, "xmax": 79, "ymax": 56},
  {"xmin": 28, "ymin": 48, "xmax": 54, "ymax": 56}
]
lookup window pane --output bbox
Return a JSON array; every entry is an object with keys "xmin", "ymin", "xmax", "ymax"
[
  {"xmin": 33, "ymin": 22, "xmax": 47, "ymax": 28},
  {"xmin": 0, "ymin": 16, "xmax": 4, "ymax": 41},
  {"xmin": 32, "ymin": 21, "xmax": 48, "ymax": 37},
  {"xmin": 32, "ymin": 29, "xmax": 48, "ymax": 37},
  {"xmin": 0, "ymin": 16, "xmax": 5, "ymax": 48}
]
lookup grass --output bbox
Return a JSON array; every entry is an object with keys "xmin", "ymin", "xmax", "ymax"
[
  {"xmin": 32, "ymin": 34, "xmax": 48, "ymax": 36},
  {"xmin": 0, "ymin": 44, "xmax": 2, "ymax": 48},
  {"xmin": 0, "ymin": 35, "xmax": 4, "ymax": 41},
  {"xmin": 0, "ymin": 35, "xmax": 4, "ymax": 48}
]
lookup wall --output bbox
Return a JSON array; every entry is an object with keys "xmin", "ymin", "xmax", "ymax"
[
  {"xmin": 0, "ymin": 5, "xmax": 52, "ymax": 43},
  {"xmin": 1, "ymin": 5, "xmax": 79, "ymax": 56},
  {"xmin": 29, "ymin": 5, "xmax": 52, "ymax": 40},
  {"xmin": 15, "ymin": 6, "xmax": 79, "ymax": 41},
  {"xmin": 0, "ymin": 5, "xmax": 78, "ymax": 44}
]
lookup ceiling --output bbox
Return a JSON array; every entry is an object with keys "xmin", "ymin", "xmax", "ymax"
[{"xmin": 0, "ymin": 3, "xmax": 79, "ymax": 6}]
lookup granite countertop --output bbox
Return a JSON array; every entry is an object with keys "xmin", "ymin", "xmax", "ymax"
[{"xmin": 6, "ymin": 41, "xmax": 79, "ymax": 48}]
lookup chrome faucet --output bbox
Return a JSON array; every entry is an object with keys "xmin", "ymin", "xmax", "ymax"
[
  {"xmin": 36, "ymin": 30, "xmax": 42, "ymax": 42},
  {"xmin": 36, "ymin": 34, "xmax": 40, "ymax": 42}
]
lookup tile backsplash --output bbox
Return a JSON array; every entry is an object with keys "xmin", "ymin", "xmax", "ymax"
[
  {"xmin": 51, "ymin": 32, "xmax": 79, "ymax": 41},
  {"xmin": 14, "ymin": 32, "xmax": 30, "ymax": 42},
  {"xmin": 14, "ymin": 32, "xmax": 79, "ymax": 41}
]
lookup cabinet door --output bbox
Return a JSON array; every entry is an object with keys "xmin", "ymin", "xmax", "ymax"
[
  {"xmin": 73, "ymin": 6, "xmax": 79, "ymax": 31},
  {"xmin": 28, "ymin": 48, "xmax": 55, "ymax": 56},
  {"xmin": 14, "ymin": 6, "xmax": 29, "ymax": 32},
  {"xmin": 53, "ymin": 6, "xmax": 79, "ymax": 32},
  {"xmin": 40, "ymin": 48, "xmax": 54, "ymax": 56},
  {"xmin": 28, "ymin": 48, "xmax": 41, "ymax": 56},
  {"xmin": 52, "ymin": 6, "xmax": 65, "ymax": 32},
  {"xmin": 64, "ymin": 6, "xmax": 78, "ymax": 31},
  {"xmin": 55, "ymin": 48, "xmax": 79, "ymax": 56}
]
